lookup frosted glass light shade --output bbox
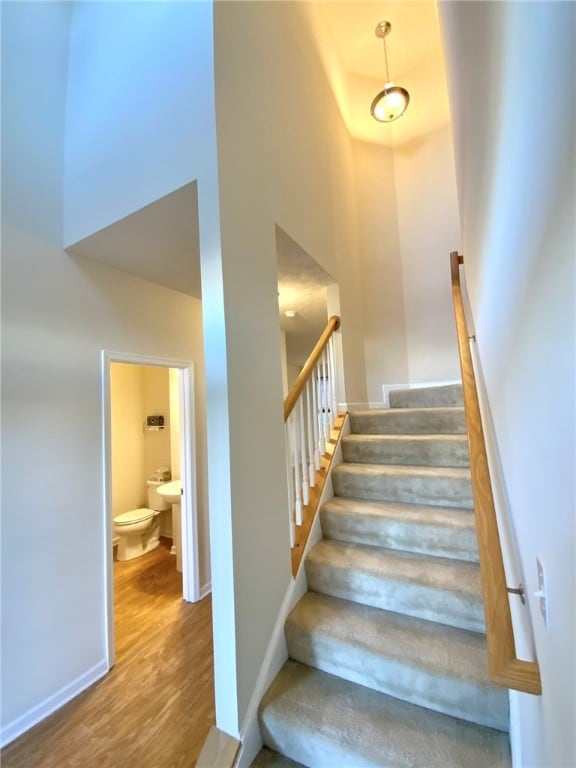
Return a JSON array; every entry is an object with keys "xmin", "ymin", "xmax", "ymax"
[{"xmin": 371, "ymin": 84, "xmax": 410, "ymax": 122}]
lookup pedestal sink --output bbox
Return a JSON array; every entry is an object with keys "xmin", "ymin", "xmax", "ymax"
[
  {"xmin": 157, "ymin": 481, "xmax": 183, "ymax": 573},
  {"xmin": 157, "ymin": 480, "xmax": 182, "ymax": 504}
]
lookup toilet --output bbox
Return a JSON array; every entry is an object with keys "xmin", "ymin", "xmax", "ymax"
[{"xmin": 113, "ymin": 479, "xmax": 171, "ymax": 561}]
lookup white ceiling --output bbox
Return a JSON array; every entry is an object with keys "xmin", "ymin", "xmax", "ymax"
[
  {"xmin": 318, "ymin": 2, "xmax": 441, "ymax": 80},
  {"xmin": 313, "ymin": 1, "xmax": 450, "ymax": 147},
  {"xmin": 67, "ymin": 183, "xmax": 202, "ymax": 298},
  {"xmin": 66, "ymin": 189, "xmax": 333, "ymax": 366}
]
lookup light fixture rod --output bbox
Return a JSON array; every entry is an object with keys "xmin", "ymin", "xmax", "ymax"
[
  {"xmin": 375, "ymin": 21, "xmax": 393, "ymax": 83},
  {"xmin": 382, "ymin": 37, "xmax": 391, "ymax": 83}
]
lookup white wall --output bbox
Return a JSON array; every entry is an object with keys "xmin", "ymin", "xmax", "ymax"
[
  {"xmin": 110, "ymin": 363, "xmax": 147, "ymax": 518},
  {"xmin": 142, "ymin": 366, "xmax": 172, "ymax": 480},
  {"xmin": 352, "ymin": 140, "xmax": 408, "ymax": 402},
  {"xmin": 63, "ymin": 0, "xmax": 232, "ymax": 738},
  {"xmin": 279, "ymin": 332, "xmax": 303, "ymax": 397},
  {"xmin": 439, "ymin": 2, "xmax": 575, "ymax": 766},
  {"xmin": 0, "ymin": 2, "xmax": 211, "ymax": 742},
  {"xmin": 168, "ymin": 368, "xmax": 181, "ymax": 483},
  {"xmin": 280, "ymin": 331, "xmax": 289, "ymax": 398},
  {"xmin": 307, "ymin": 0, "xmax": 461, "ymax": 394},
  {"xmin": 351, "ymin": 125, "xmax": 461, "ymax": 399},
  {"xmin": 286, "ymin": 364, "xmax": 303, "ymax": 391},
  {"xmin": 213, "ymin": 0, "xmax": 367, "ymax": 734},
  {"xmin": 63, "ymin": 1, "xmax": 218, "ymax": 246},
  {"xmin": 394, "ymin": 125, "xmax": 462, "ymax": 384}
]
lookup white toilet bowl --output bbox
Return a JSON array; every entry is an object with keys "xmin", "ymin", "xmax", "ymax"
[
  {"xmin": 113, "ymin": 477, "xmax": 171, "ymax": 561},
  {"xmin": 113, "ymin": 508, "xmax": 161, "ymax": 561}
]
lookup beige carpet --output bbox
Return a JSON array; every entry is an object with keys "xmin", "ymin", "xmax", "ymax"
[{"xmin": 254, "ymin": 384, "xmax": 510, "ymax": 767}]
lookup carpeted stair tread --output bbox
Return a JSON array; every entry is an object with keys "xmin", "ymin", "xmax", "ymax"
[
  {"xmin": 333, "ymin": 462, "xmax": 474, "ymax": 509},
  {"xmin": 320, "ymin": 496, "xmax": 478, "ymax": 561},
  {"xmin": 251, "ymin": 747, "xmax": 305, "ymax": 767},
  {"xmin": 342, "ymin": 433, "xmax": 470, "ymax": 467},
  {"xmin": 254, "ymin": 381, "xmax": 507, "ymax": 763},
  {"xmin": 389, "ymin": 384, "xmax": 464, "ymax": 409},
  {"xmin": 259, "ymin": 661, "xmax": 511, "ymax": 768},
  {"xmin": 285, "ymin": 592, "xmax": 508, "ymax": 731},
  {"xmin": 350, "ymin": 407, "xmax": 466, "ymax": 435},
  {"xmin": 305, "ymin": 539, "xmax": 485, "ymax": 632}
]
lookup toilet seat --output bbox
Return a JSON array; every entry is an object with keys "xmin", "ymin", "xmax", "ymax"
[{"xmin": 114, "ymin": 508, "xmax": 156, "ymax": 526}]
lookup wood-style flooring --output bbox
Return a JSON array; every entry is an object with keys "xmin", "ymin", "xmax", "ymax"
[{"xmin": 2, "ymin": 539, "xmax": 215, "ymax": 768}]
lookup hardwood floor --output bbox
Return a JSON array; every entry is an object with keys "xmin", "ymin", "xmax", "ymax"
[{"xmin": 2, "ymin": 539, "xmax": 215, "ymax": 767}]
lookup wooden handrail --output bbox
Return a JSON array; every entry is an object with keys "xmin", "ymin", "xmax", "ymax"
[
  {"xmin": 450, "ymin": 252, "xmax": 541, "ymax": 695},
  {"xmin": 284, "ymin": 315, "xmax": 341, "ymax": 421}
]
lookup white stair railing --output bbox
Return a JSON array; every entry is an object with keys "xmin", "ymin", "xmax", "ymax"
[{"xmin": 283, "ymin": 316, "xmax": 341, "ymax": 549}]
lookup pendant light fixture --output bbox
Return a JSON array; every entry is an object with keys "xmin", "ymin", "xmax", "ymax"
[{"xmin": 370, "ymin": 21, "xmax": 410, "ymax": 123}]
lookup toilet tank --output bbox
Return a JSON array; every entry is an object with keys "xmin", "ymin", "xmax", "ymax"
[{"xmin": 146, "ymin": 480, "xmax": 171, "ymax": 512}]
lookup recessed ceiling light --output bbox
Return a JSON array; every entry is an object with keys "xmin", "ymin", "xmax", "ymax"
[{"xmin": 284, "ymin": 310, "xmax": 296, "ymax": 318}]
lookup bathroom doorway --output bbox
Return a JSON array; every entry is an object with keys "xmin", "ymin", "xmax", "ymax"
[{"xmin": 102, "ymin": 351, "xmax": 199, "ymax": 666}]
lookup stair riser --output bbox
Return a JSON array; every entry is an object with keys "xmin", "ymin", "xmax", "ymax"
[
  {"xmin": 350, "ymin": 409, "xmax": 466, "ymax": 435},
  {"xmin": 260, "ymin": 720, "xmax": 371, "ymax": 768},
  {"xmin": 320, "ymin": 509, "xmax": 479, "ymax": 562},
  {"xmin": 342, "ymin": 437, "xmax": 470, "ymax": 467},
  {"xmin": 255, "ymin": 382, "xmax": 512, "ymax": 766},
  {"xmin": 305, "ymin": 561, "xmax": 485, "ymax": 633},
  {"xmin": 333, "ymin": 468, "xmax": 474, "ymax": 509},
  {"xmin": 251, "ymin": 748, "xmax": 303, "ymax": 768},
  {"xmin": 285, "ymin": 625, "xmax": 507, "ymax": 731},
  {"xmin": 258, "ymin": 662, "xmax": 511, "ymax": 768},
  {"xmin": 389, "ymin": 385, "xmax": 464, "ymax": 409}
]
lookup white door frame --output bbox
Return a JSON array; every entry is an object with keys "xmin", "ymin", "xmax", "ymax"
[{"xmin": 101, "ymin": 350, "xmax": 200, "ymax": 667}]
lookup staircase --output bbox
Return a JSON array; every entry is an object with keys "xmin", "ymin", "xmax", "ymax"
[{"xmin": 252, "ymin": 384, "xmax": 511, "ymax": 767}]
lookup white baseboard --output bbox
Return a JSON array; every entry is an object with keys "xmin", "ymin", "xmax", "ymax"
[
  {"xmin": 509, "ymin": 691, "xmax": 522, "ymax": 768},
  {"xmin": 197, "ymin": 725, "xmax": 240, "ymax": 768},
  {"xmin": 199, "ymin": 580, "xmax": 212, "ymax": 599},
  {"xmin": 1, "ymin": 658, "xmax": 108, "ymax": 748},
  {"xmin": 339, "ymin": 401, "xmax": 385, "ymax": 411},
  {"xmin": 235, "ymin": 574, "xmax": 305, "ymax": 768}
]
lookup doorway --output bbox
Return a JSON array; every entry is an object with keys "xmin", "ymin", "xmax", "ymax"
[{"xmin": 102, "ymin": 351, "xmax": 199, "ymax": 667}]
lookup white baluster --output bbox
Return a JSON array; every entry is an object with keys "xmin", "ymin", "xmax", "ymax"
[
  {"xmin": 285, "ymin": 423, "xmax": 295, "ymax": 547},
  {"xmin": 285, "ymin": 326, "xmax": 340, "ymax": 551},
  {"xmin": 312, "ymin": 359, "xmax": 321, "ymax": 470},
  {"xmin": 306, "ymin": 378, "xmax": 316, "ymax": 487},
  {"xmin": 328, "ymin": 335, "xmax": 337, "ymax": 428},
  {"xmin": 326, "ymin": 342, "xmax": 333, "ymax": 430},
  {"xmin": 291, "ymin": 412, "xmax": 303, "ymax": 526},
  {"xmin": 316, "ymin": 360, "xmax": 324, "ymax": 460},
  {"xmin": 299, "ymin": 397, "xmax": 309, "ymax": 507},
  {"xmin": 321, "ymin": 348, "xmax": 329, "ymax": 447}
]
